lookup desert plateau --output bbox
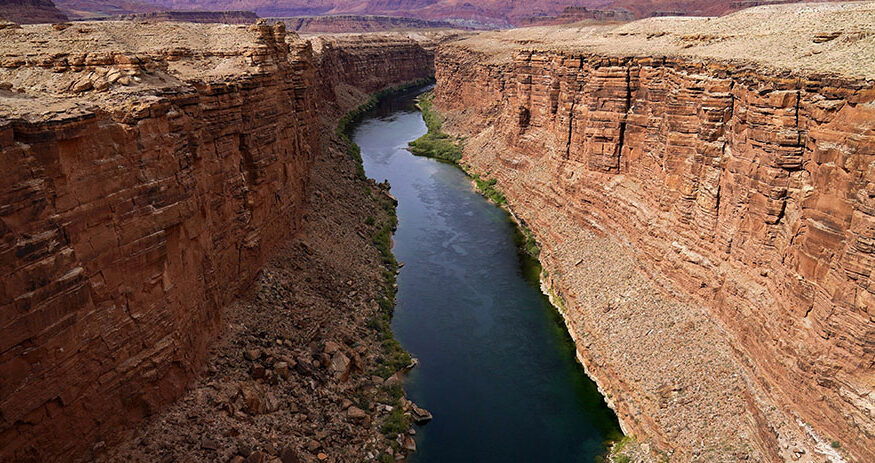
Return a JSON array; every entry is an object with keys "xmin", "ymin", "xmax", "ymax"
[{"xmin": 0, "ymin": 1, "xmax": 872, "ymax": 462}]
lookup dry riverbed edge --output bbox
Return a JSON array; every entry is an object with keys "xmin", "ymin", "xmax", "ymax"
[{"xmin": 98, "ymin": 81, "xmax": 433, "ymax": 463}]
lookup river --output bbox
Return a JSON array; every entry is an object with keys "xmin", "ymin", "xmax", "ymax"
[{"xmin": 353, "ymin": 87, "xmax": 621, "ymax": 462}]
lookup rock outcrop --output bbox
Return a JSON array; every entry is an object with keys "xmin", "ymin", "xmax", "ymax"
[
  {"xmin": 432, "ymin": 3, "xmax": 874, "ymax": 462},
  {"xmin": 0, "ymin": 21, "xmax": 318, "ymax": 462},
  {"xmin": 0, "ymin": 21, "xmax": 443, "ymax": 461}
]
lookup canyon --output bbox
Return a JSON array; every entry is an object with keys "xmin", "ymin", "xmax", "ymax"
[
  {"xmin": 431, "ymin": 2, "xmax": 874, "ymax": 462},
  {"xmin": 0, "ymin": 1, "xmax": 873, "ymax": 462},
  {"xmin": 4, "ymin": 0, "xmax": 852, "ymax": 28},
  {"xmin": 0, "ymin": 20, "xmax": 444, "ymax": 461}
]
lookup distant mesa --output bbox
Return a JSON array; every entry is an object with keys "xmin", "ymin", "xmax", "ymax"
[
  {"xmin": 520, "ymin": 7, "xmax": 636, "ymax": 26},
  {"xmin": 52, "ymin": 0, "xmax": 160, "ymax": 19},
  {"xmin": 0, "ymin": 0, "xmax": 68, "ymax": 24},
  {"xmin": 106, "ymin": 10, "xmax": 259, "ymax": 24},
  {"xmin": 120, "ymin": 0, "xmax": 852, "ymax": 27},
  {"xmin": 276, "ymin": 14, "xmax": 467, "ymax": 33},
  {"xmin": 1, "ymin": 0, "xmax": 854, "ymax": 27}
]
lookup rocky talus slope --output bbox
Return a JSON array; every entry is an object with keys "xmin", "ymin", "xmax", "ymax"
[
  {"xmin": 0, "ymin": 22, "xmax": 439, "ymax": 461},
  {"xmin": 432, "ymin": 3, "xmax": 874, "ymax": 462}
]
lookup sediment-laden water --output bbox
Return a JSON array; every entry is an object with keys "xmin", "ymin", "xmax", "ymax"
[{"xmin": 353, "ymin": 88, "xmax": 621, "ymax": 462}]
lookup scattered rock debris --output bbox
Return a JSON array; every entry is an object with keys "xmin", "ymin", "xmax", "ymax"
[{"xmin": 99, "ymin": 105, "xmax": 422, "ymax": 463}]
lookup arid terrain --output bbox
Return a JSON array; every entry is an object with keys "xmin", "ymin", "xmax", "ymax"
[
  {"xmin": 433, "ymin": 2, "xmax": 874, "ymax": 462},
  {"xmin": 0, "ymin": 20, "xmax": 448, "ymax": 462},
  {"xmin": 0, "ymin": 1, "xmax": 873, "ymax": 463},
  {"xmin": 0, "ymin": 0, "xmax": 857, "ymax": 27}
]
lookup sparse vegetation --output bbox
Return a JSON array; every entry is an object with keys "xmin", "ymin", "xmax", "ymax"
[
  {"xmin": 407, "ymin": 92, "xmax": 464, "ymax": 162},
  {"xmin": 336, "ymin": 79, "xmax": 445, "ymax": 447},
  {"xmin": 379, "ymin": 384, "xmax": 409, "ymax": 441},
  {"xmin": 831, "ymin": 440, "xmax": 841, "ymax": 449},
  {"xmin": 471, "ymin": 173, "xmax": 507, "ymax": 205},
  {"xmin": 381, "ymin": 406, "xmax": 410, "ymax": 437},
  {"xmin": 514, "ymin": 221, "xmax": 541, "ymax": 260},
  {"xmin": 338, "ymin": 77, "xmax": 436, "ymax": 178},
  {"xmin": 597, "ymin": 436, "xmax": 638, "ymax": 463}
]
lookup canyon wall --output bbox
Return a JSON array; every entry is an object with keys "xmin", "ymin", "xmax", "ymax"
[
  {"xmin": 280, "ymin": 15, "xmax": 459, "ymax": 33},
  {"xmin": 0, "ymin": 21, "xmax": 441, "ymax": 461},
  {"xmin": 110, "ymin": 10, "xmax": 259, "ymax": 23},
  {"xmin": 0, "ymin": 22, "xmax": 318, "ymax": 462},
  {"xmin": 433, "ymin": 4, "xmax": 874, "ymax": 462},
  {"xmin": 310, "ymin": 32, "xmax": 442, "ymax": 108}
]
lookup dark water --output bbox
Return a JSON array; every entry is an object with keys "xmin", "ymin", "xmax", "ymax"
[{"xmin": 353, "ymin": 88, "xmax": 621, "ymax": 463}]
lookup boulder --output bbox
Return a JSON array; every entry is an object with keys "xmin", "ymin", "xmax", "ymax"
[{"xmin": 410, "ymin": 404, "xmax": 432, "ymax": 425}]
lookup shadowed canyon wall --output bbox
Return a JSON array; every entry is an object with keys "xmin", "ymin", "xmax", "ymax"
[
  {"xmin": 0, "ymin": 0, "xmax": 68, "ymax": 24},
  {"xmin": 310, "ymin": 32, "xmax": 439, "ymax": 107},
  {"xmin": 433, "ymin": 5, "xmax": 874, "ymax": 462},
  {"xmin": 0, "ymin": 22, "xmax": 437, "ymax": 461}
]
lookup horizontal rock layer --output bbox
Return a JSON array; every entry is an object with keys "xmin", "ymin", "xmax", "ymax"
[
  {"xmin": 0, "ymin": 23, "xmax": 437, "ymax": 462},
  {"xmin": 279, "ymin": 15, "xmax": 460, "ymax": 33},
  {"xmin": 310, "ymin": 32, "xmax": 440, "ymax": 105},
  {"xmin": 110, "ymin": 11, "xmax": 259, "ymax": 24},
  {"xmin": 433, "ymin": 23, "xmax": 874, "ymax": 463},
  {"xmin": 0, "ymin": 22, "xmax": 317, "ymax": 462}
]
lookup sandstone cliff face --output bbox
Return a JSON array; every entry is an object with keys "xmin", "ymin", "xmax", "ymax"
[
  {"xmin": 310, "ymin": 32, "xmax": 441, "ymax": 107},
  {"xmin": 0, "ymin": 22, "xmax": 442, "ymax": 461},
  {"xmin": 0, "ymin": 22, "xmax": 318, "ymax": 461},
  {"xmin": 433, "ymin": 4, "xmax": 874, "ymax": 462}
]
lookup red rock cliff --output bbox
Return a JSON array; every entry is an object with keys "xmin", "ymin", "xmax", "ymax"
[
  {"xmin": 0, "ymin": 21, "xmax": 442, "ymax": 461},
  {"xmin": 0, "ymin": 22, "xmax": 317, "ymax": 462},
  {"xmin": 310, "ymin": 32, "xmax": 443, "ymax": 106},
  {"xmin": 433, "ymin": 4, "xmax": 874, "ymax": 462}
]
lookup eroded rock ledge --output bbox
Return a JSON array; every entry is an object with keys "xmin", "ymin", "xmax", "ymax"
[
  {"xmin": 0, "ymin": 22, "xmax": 442, "ymax": 461},
  {"xmin": 432, "ymin": 3, "xmax": 874, "ymax": 462}
]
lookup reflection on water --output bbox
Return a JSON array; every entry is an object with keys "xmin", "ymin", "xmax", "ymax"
[{"xmin": 353, "ymin": 88, "xmax": 621, "ymax": 463}]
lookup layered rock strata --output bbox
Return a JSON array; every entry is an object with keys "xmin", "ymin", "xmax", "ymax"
[
  {"xmin": 309, "ymin": 32, "xmax": 453, "ymax": 107},
  {"xmin": 0, "ymin": 0, "xmax": 68, "ymax": 24},
  {"xmin": 110, "ymin": 10, "xmax": 259, "ymax": 24},
  {"xmin": 0, "ymin": 21, "xmax": 318, "ymax": 461},
  {"xmin": 1, "ymin": 21, "xmax": 442, "ymax": 461},
  {"xmin": 279, "ymin": 15, "xmax": 460, "ymax": 33},
  {"xmin": 520, "ymin": 7, "xmax": 636, "ymax": 26},
  {"xmin": 433, "ymin": 3, "xmax": 874, "ymax": 462}
]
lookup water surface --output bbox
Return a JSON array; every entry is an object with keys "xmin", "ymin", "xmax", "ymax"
[{"xmin": 353, "ymin": 88, "xmax": 621, "ymax": 463}]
